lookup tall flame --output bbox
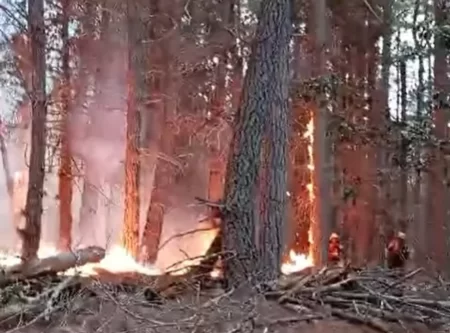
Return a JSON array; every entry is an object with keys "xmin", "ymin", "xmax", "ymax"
[{"xmin": 281, "ymin": 118, "xmax": 314, "ymax": 274}]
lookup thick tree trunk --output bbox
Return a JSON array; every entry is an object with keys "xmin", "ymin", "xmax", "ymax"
[
  {"xmin": 288, "ymin": 120, "xmax": 311, "ymax": 255},
  {"xmin": 310, "ymin": 0, "xmax": 331, "ymax": 266},
  {"xmin": 428, "ymin": 0, "xmax": 449, "ymax": 272},
  {"xmin": 288, "ymin": 35, "xmax": 312, "ymax": 256},
  {"xmin": 377, "ymin": 0, "xmax": 393, "ymax": 265},
  {"xmin": 122, "ymin": 0, "xmax": 150, "ymax": 259},
  {"xmin": 411, "ymin": 0, "xmax": 426, "ymax": 267},
  {"xmin": 20, "ymin": 0, "xmax": 47, "ymax": 261},
  {"xmin": 4, "ymin": 246, "xmax": 105, "ymax": 285},
  {"xmin": 122, "ymin": 90, "xmax": 141, "ymax": 258},
  {"xmin": 139, "ymin": 0, "xmax": 165, "ymax": 263},
  {"xmin": 366, "ymin": 20, "xmax": 381, "ymax": 263},
  {"xmin": 259, "ymin": 67, "xmax": 290, "ymax": 281},
  {"xmin": 141, "ymin": 0, "xmax": 182, "ymax": 264},
  {"xmin": 58, "ymin": 0, "xmax": 73, "ymax": 251},
  {"xmin": 222, "ymin": 0, "xmax": 292, "ymax": 288}
]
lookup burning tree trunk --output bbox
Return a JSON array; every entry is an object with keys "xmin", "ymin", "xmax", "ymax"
[
  {"xmin": 20, "ymin": 0, "xmax": 47, "ymax": 261},
  {"xmin": 222, "ymin": 0, "xmax": 292, "ymax": 288},
  {"xmin": 289, "ymin": 36, "xmax": 313, "ymax": 256},
  {"xmin": 288, "ymin": 107, "xmax": 312, "ymax": 256},
  {"xmin": 122, "ymin": 0, "xmax": 150, "ymax": 259},
  {"xmin": 58, "ymin": 0, "xmax": 73, "ymax": 251}
]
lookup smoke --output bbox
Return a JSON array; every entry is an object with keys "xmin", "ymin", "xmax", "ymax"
[
  {"xmin": 155, "ymin": 207, "xmax": 218, "ymax": 271},
  {"xmin": 0, "ymin": 33, "xmax": 218, "ymax": 272}
]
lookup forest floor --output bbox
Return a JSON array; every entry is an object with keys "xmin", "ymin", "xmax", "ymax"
[
  {"xmin": 0, "ymin": 287, "xmax": 435, "ymax": 333},
  {"xmin": 0, "ymin": 267, "xmax": 448, "ymax": 333}
]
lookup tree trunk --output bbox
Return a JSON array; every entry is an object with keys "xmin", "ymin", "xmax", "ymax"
[
  {"xmin": 78, "ymin": 170, "xmax": 99, "ymax": 245},
  {"xmin": 398, "ymin": 60, "xmax": 408, "ymax": 227},
  {"xmin": 20, "ymin": 0, "xmax": 47, "ymax": 261},
  {"xmin": 377, "ymin": 0, "xmax": 393, "ymax": 265},
  {"xmin": 428, "ymin": 0, "xmax": 449, "ymax": 272},
  {"xmin": 140, "ymin": 0, "xmax": 182, "ymax": 264},
  {"xmin": 310, "ymin": 0, "xmax": 331, "ymax": 266},
  {"xmin": 259, "ymin": 60, "xmax": 290, "ymax": 281},
  {"xmin": 289, "ymin": 35, "xmax": 313, "ymax": 256},
  {"xmin": 58, "ymin": 0, "xmax": 73, "ymax": 251},
  {"xmin": 122, "ymin": 0, "xmax": 149, "ymax": 259},
  {"xmin": 411, "ymin": 0, "xmax": 426, "ymax": 267},
  {"xmin": 222, "ymin": 0, "xmax": 292, "ymax": 288},
  {"xmin": 365, "ymin": 16, "xmax": 381, "ymax": 264}
]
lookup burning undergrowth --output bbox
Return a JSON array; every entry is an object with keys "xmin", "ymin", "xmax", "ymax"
[{"xmin": 0, "ymin": 260, "xmax": 449, "ymax": 333}]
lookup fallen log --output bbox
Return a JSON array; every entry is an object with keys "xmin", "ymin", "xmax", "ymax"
[{"xmin": 0, "ymin": 246, "xmax": 106, "ymax": 286}]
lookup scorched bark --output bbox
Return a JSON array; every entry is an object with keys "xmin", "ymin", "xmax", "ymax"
[
  {"xmin": 122, "ymin": 0, "xmax": 150, "ymax": 258},
  {"xmin": 58, "ymin": 0, "xmax": 73, "ymax": 251},
  {"xmin": 222, "ymin": 0, "xmax": 292, "ymax": 288},
  {"xmin": 21, "ymin": 0, "xmax": 47, "ymax": 261}
]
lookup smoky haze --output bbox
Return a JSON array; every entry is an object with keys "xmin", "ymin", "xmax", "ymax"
[{"xmin": 0, "ymin": 41, "xmax": 218, "ymax": 272}]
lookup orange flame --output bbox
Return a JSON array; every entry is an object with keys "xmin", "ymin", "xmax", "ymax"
[
  {"xmin": 0, "ymin": 118, "xmax": 316, "ymax": 277},
  {"xmin": 281, "ymin": 118, "xmax": 315, "ymax": 274}
]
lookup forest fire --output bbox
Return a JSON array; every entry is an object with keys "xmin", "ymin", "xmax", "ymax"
[
  {"xmin": 0, "ymin": 103, "xmax": 316, "ymax": 278},
  {"xmin": 281, "ymin": 118, "xmax": 315, "ymax": 274}
]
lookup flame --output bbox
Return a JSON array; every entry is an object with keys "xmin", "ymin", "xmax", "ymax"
[
  {"xmin": 281, "ymin": 249, "xmax": 313, "ymax": 274},
  {"xmin": 0, "ymin": 245, "xmax": 163, "ymax": 276},
  {"xmin": 281, "ymin": 118, "xmax": 315, "ymax": 274},
  {"xmin": 0, "ymin": 117, "xmax": 316, "ymax": 278}
]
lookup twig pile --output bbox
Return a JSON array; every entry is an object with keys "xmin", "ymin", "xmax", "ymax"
[
  {"xmin": 268, "ymin": 265, "xmax": 450, "ymax": 332},
  {"xmin": 0, "ymin": 272, "xmax": 86, "ymax": 328}
]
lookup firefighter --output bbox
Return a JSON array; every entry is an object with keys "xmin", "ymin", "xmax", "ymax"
[
  {"xmin": 328, "ymin": 232, "xmax": 343, "ymax": 264},
  {"xmin": 386, "ymin": 231, "xmax": 410, "ymax": 269}
]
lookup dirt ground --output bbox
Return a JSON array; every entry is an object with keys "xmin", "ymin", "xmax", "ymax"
[{"xmin": 0, "ymin": 282, "xmax": 441, "ymax": 333}]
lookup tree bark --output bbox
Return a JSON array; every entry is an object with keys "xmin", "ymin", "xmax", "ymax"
[
  {"xmin": 3, "ymin": 246, "xmax": 105, "ymax": 286},
  {"xmin": 122, "ymin": 0, "xmax": 149, "ymax": 259},
  {"xmin": 221, "ymin": 0, "xmax": 292, "ymax": 288},
  {"xmin": 310, "ymin": 0, "xmax": 332, "ymax": 266},
  {"xmin": 259, "ymin": 61, "xmax": 290, "ymax": 281},
  {"xmin": 141, "ymin": 0, "xmax": 182, "ymax": 264},
  {"xmin": 20, "ymin": 0, "xmax": 47, "ymax": 261},
  {"xmin": 58, "ymin": 0, "xmax": 73, "ymax": 251},
  {"xmin": 427, "ymin": 0, "xmax": 449, "ymax": 271},
  {"xmin": 289, "ymin": 34, "xmax": 313, "ymax": 256},
  {"xmin": 411, "ymin": 0, "xmax": 426, "ymax": 267},
  {"xmin": 78, "ymin": 171, "xmax": 99, "ymax": 245},
  {"xmin": 377, "ymin": 0, "xmax": 393, "ymax": 265}
]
